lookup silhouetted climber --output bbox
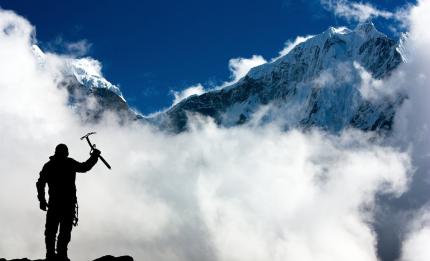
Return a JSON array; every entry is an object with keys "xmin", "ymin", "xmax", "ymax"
[{"xmin": 36, "ymin": 144, "xmax": 100, "ymax": 261}]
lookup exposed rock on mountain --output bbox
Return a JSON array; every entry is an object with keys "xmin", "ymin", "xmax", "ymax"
[
  {"xmin": 32, "ymin": 22, "xmax": 405, "ymax": 133},
  {"xmin": 60, "ymin": 76, "xmax": 139, "ymax": 123},
  {"xmin": 31, "ymin": 46, "xmax": 141, "ymax": 123}
]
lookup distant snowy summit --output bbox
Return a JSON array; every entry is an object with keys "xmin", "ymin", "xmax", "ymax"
[
  {"xmin": 32, "ymin": 45, "xmax": 124, "ymax": 99},
  {"xmin": 156, "ymin": 21, "xmax": 404, "ymax": 133},
  {"xmin": 68, "ymin": 58, "xmax": 125, "ymax": 101},
  {"xmin": 31, "ymin": 45, "xmax": 139, "ymax": 122}
]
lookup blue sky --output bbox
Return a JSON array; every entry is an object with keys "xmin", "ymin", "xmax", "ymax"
[{"xmin": 0, "ymin": 0, "xmax": 413, "ymax": 114}]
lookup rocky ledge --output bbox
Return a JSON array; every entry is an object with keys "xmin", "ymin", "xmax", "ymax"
[{"xmin": 0, "ymin": 255, "xmax": 133, "ymax": 261}]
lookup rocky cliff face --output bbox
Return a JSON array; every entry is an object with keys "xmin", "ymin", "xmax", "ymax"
[{"xmin": 155, "ymin": 21, "xmax": 404, "ymax": 133}]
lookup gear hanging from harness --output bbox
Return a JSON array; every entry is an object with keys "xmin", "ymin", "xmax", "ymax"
[{"xmin": 73, "ymin": 200, "xmax": 79, "ymax": 227}]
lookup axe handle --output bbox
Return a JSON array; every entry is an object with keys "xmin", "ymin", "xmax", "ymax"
[
  {"xmin": 98, "ymin": 155, "xmax": 111, "ymax": 169},
  {"xmin": 85, "ymin": 137, "xmax": 111, "ymax": 170}
]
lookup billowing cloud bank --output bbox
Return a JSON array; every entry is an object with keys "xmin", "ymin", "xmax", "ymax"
[
  {"xmin": 0, "ymin": 2, "xmax": 429, "ymax": 261},
  {"xmin": 394, "ymin": 0, "xmax": 430, "ymax": 260}
]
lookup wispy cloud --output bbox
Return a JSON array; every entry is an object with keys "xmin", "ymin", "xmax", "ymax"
[
  {"xmin": 221, "ymin": 55, "xmax": 267, "ymax": 87},
  {"xmin": 320, "ymin": 0, "xmax": 403, "ymax": 22},
  {"xmin": 171, "ymin": 84, "xmax": 206, "ymax": 105},
  {"xmin": 272, "ymin": 35, "xmax": 314, "ymax": 62},
  {"xmin": 175, "ymin": 55, "xmax": 267, "ymax": 103},
  {"xmin": 46, "ymin": 36, "xmax": 92, "ymax": 57},
  {"xmin": 65, "ymin": 39, "xmax": 92, "ymax": 57}
]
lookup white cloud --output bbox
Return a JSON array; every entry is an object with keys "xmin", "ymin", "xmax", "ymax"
[
  {"xmin": 48, "ymin": 36, "xmax": 92, "ymax": 57},
  {"xmin": 205, "ymin": 35, "xmax": 313, "ymax": 91},
  {"xmin": 353, "ymin": 62, "xmax": 385, "ymax": 100},
  {"xmin": 179, "ymin": 55, "xmax": 266, "ymax": 93},
  {"xmin": 340, "ymin": 0, "xmax": 430, "ymax": 258},
  {"xmin": 390, "ymin": 0, "xmax": 430, "ymax": 154},
  {"xmin": 311, "ymin": 61, "xmax": 354, "ymax": 88},
  {"xmin": 219, "ymin": 55, "xmax": 267, "ymax": 88},
  {"xmin": 70, "ymin": 57, "xmax": 103, "ymax": 76},
  {"xmin": 3, "ymin": 2, "xmax": 430, "ymax": 261},
  {"xmin": 0, "ymin": 8, "xmax": 410, "ymax": 261},
  {"xmin": 172, "ymin": 84, "xmax": 205, "ymax": 105},
  {"xmin": 195, "ymin": 127, "xmax": 410, "ymax": 261},
  {"xmin": 66, "ymin": 39, "xmax": 92, "ymax": 57},
  {"xmin": 321, "ymin": 0, "xmax": 397, "ymax": 22},
  {"xmin": 400, "ymin": 206, "xmax": 430, "ymax": 261},
  {"xmin": 272, "ymin": 35, "xmax": 314, "ymax": 62}
]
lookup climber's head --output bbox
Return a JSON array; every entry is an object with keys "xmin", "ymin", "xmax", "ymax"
[{"xmin": 54, "ymin": 143, "xmax": 69, "ymax": 158}]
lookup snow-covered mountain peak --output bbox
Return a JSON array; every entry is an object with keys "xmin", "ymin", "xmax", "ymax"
[
  {"xmin": 320, "ymin": 26, "xmax": 352, "ymax": 40},
  {"xmin": 329, "ymin": 26, "xmax": 352, "ymax": 35},
  {"xmin": 161, "ymin": 23, "xmax": 403, "ymax": 132},
  {"xmin": 29, "ymin": 45, "xmax": 138, "ymax": 122},
  {"xmin": 353, "ymin": 21, "xmax": 386, "ymax": 41},
  {"xmin": 397, "ymin": 32, "xmax": 410, "ymax": 62},
  {"xmin": 31, "ymin": 44, "xmax": 45, "ymax": 59},
  {"xmin": 30, "ymin": 45, "xmax": 125, "ymax": 101},
  {"xmin": 67, "ymin": 58, "xmax": 125, "ymax": 100},
  {"xmin": 31, "ymin": 44, "xmax": 47, "ymax": 68},
  {"xmin": 355, "ymin": 20, "xmax": 377, "ymax": 34},
  {"xmin": 246, "ymin": 22, "xmax": 392, "ymax": 82}
]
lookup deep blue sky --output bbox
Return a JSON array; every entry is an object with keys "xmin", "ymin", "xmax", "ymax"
[{"xmin": 0, "ymin": 0, "xmax": 413, "ymax": 114}]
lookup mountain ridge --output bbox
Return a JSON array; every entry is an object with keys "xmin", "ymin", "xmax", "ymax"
[
  {"xmin": 32, "ymin": 22, "xmax": 405, "ymax": 134},
  {"xmin": 154, "ymin": 21, "xmax": 404, "ymax": 133},
  {"xmin": 31, "ymin": 46, "xmax": 140, "ymax": 123}
]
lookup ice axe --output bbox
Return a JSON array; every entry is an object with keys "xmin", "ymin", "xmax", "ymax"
[{"xmin": 80, "ymin": 132, "xmax": 111, "ymax": 170}]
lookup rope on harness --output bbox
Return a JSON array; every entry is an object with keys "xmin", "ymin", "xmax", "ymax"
[{"xmin": 73, "ymin": 201, "xmax": 79, "ymax": 227}]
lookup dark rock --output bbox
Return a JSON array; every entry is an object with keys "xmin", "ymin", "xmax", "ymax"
[
  {"xmin": 0, "ymin": 259, "xmax": 42, "ymax": 261},
  {"xmin": 0, "ymin": 255, "xmax": 133, "ymax": 261},
  {"xmin": 92, "ymin": 255, "xmax": 134, "ymax": 261},
  {"xmin": 58, "ymin": 76, "xmax": 141, "ymax": 124}
]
